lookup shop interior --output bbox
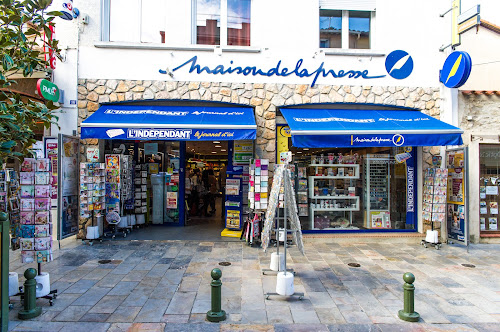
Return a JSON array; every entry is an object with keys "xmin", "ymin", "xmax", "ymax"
[{"xmin": 103, "ymin": 139, "xmax": 234, "ymax": 241}]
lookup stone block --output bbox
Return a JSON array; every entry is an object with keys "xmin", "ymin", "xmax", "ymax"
[
  {"xmin": 87, "ymin": 101, "xmax": 99, "ymax": 112},
  {"xmin": 94, "ymin": 86, "xmax": 106, "ymax": 95},
  {"xmin": 115, "ymin": 81, "xmax": 129, "ymax": 92},
  {"xmin": 87, "ymin": 91, "xmax": 98, "ymax": 102}
]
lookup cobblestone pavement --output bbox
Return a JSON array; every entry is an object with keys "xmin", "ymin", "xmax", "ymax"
[{"xmin": 7, "ymin": 239, "xmax": 500, "ymax": 331}]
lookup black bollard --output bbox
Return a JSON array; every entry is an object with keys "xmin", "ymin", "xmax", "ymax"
[
  {"xmin": 18, "ymin": 268, "xmax": 41, "ymax": 320},
  {"xmin": 206, "ymin": 268, "xmax": 226, "ymax": 322}
]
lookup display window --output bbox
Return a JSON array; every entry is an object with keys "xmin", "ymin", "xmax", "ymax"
[
  {"xmin": 479, "ymin": 144, "xmax": 500, "ymax": 233},
  {"xmin": 279, "ymin": 128, "xmax": 417, "ymax": 232}
]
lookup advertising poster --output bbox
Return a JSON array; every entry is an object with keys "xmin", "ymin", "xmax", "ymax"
[
  {"xmin": 446, "ymin": 148, "xmax": 467, "ymax": 243},
  {"xmin": 276, "ymin": 125, "xmax": 291, "ymax": 164},
  {"xmin": 167, "ymin": 192, "xmax": 178, "ymax": 209},
  {"xmin": 58, "ymin": 134, "xmax": 80, "ymax": 239}
]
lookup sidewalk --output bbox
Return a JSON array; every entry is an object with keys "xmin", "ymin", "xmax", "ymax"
[{"xmin": 6, "ymin": 239, "xmax": 500, "ymax": 331}]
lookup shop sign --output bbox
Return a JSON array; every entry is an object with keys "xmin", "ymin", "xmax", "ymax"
[
  {"xmin": 37, "ymin": 79, "xmax": 60, "ymax": 102},
  {"xmin": 168, "ymin": 50, "xmax": 415, "ymax": 87},
  {"xmin": 440, "ymin": 51, "xmax": 472, "ymax": 88}
]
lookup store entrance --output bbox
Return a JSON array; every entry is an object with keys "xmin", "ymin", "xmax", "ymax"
[
  {"xmin": 104, "ymin": 139, "xmax": 233, "ymax": 241},
  {"xmin": 184, "ymin": 141, "xmax": 228, "ymax": 230}
]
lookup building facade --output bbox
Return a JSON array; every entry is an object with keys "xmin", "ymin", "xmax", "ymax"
[{"xmin": 51, "ymin": 0, "xmax": 472, "ymax": 239}]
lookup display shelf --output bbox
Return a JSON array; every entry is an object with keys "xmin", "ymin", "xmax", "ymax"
[
  {"xmin": 308, "ymin": 164, "xmax": 360, "ymax": 178},
  {"xmin": 365, "ymin": 154, "xmax": 391, "ymax": 228},
  {"xmin": 308, "ymin": 162, "xmax": 360, "ymax": 230}
]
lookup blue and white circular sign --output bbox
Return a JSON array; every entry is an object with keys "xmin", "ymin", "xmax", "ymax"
[
  {"xmin": 440, "ymin": 51, "xmax": 472, "ymax": 88},
  {"xmin": 385, "ymin": 50, "xmax": 414, "ymax": 80}
]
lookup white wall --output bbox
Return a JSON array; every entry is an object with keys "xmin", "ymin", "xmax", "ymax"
[{"xmin": 62, "ymin": 0, "xmax": 450, "ymax": 88}]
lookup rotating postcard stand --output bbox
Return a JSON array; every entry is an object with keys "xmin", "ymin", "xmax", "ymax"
[
  {"xmin": 12, "ymin": 158, "xmax": 58, "ymax": 306},
  {"xmin": 261, "ymin": 162, "xmax": 305, "ymax": 300}
]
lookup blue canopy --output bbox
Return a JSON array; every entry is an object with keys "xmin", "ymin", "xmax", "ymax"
[
  {"xmin": 280, "ymin": 108, "xmax": 463, "ymax": 148},
  {"xmin": 81, "ymin": 104, "xmax": 257, "ymax": 141}
]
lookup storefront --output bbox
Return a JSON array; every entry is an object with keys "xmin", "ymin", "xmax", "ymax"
[
  {"xmin": 79, "ymin": 100, "xmax": 256, "ymax": 235},
  {"xmin": 275, "ymin": 104, "xmax": 463, "ymax": 233}
]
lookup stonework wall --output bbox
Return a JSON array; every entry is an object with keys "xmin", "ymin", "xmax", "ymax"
[
  {"xmin": 459, "ymin": 93, "xmax": 500, "ymax": 133},
  {"xmin": 77, "ymin": 79, "xmax": 442, "ymax": 165}
]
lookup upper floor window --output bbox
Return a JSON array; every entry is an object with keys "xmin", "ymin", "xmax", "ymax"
[
  {"xmin": 195, "ymin": 0, "xmax": 251, "ymax": 46},
  {"xmin": 109, "ymin": 0, "xmax": 167, "ymax": 43},
  {"xmin": 319, "ymin": 0, "xmax": 375, "ymax": 50}
]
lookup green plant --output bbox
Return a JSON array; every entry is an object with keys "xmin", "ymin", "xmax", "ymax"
[{"xmin": 0, "ymin": 0, "xmax": 61, "ymax": 165}]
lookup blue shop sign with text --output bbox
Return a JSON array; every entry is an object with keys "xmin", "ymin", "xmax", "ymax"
[{"xmin": 440, "ymin": 51, "xmax": 472, "ymax": 88}]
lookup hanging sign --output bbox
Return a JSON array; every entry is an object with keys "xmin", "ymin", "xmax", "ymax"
[
  {"xmin": 440, "ymin": 51, "xmax": 472, "ymax": 88},
  {"xmin": 37, "ymin": 79, "xmax": 60, "ymax": 102}
]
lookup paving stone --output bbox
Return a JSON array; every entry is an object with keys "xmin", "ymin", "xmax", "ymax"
[
  {"xmin": 134, "ymin": 299, "xmax": 169, "ymax": 322},
  {"xmin": 107, "ymin": 306, "xmax": 142, "ymax": 323},
  {"xmin": 54, "ymin": 305, "xmax": 92, "ymax": 322},
  {"xmin": 164, "ymin": 323, "xmax": 219, "ymax": 332},
  {"xmin": 79, "ymin": 313, "xmax": 111, "ymax": 322},
  {"xmin": 71, "ymin": 286, "xmax": 110, "ymax": 306},
  {"xmin": 89, "ymin": 295, "xmax": 127, "ymax": 314},
  {"xmin": 107, "ymin": 281, "xmax": 139, "ymax": 296},
  {"xmin": 166, "ymin": 291, "xmax": 197, "ymax": 315},
  {"xmin": 63, "ymin": 279, "xmax": 98, "ymax": 294},
  {"xmin": 160, "ymin": 314, "xmax": 190, "ymax": 323},
  {"xmin": 267, "ymin": 306, "xmax": 294, "ymax": 324},
  {"xmin": 275, "ymin": 324, "xmax": 329, "ymax": 332}
]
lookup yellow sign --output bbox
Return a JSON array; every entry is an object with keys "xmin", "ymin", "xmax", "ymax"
[{"xmin": 277, "ymin": 125, "xmax": 290, "ymax": 164}]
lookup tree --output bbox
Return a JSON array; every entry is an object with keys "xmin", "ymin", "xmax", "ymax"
[{"xmin": 0, "ymin": 0, "xmax": 61, "ymax": 165}]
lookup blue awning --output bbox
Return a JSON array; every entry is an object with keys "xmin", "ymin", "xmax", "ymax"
[
  {"xmin": 81, "ymin": 104, "xmax": 257, "ymax": 141},
  {"xmin": 280, "ymin": 108, "xmax": 463, "ymax": 148}
]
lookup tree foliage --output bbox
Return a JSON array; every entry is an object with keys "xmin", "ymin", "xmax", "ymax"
[{"xmin": 0, "ymin": 0, "xmax": 61, "ymax": 165}]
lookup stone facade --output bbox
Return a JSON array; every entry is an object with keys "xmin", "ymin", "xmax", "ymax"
[{"xmin": 77, "ymin": 79, "xmax": 442, "ymax": 163}]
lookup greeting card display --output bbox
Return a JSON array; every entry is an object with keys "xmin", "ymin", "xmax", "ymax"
[
  {"xmin": 249, "ymin": 159, "xmax": 269, "ymax": 210},
  {"xmin": 79, "ymin": 162, "xmax": 106, "ymax": 238},
  {"xmin": 422, "ymin": 168, "xmax": 448, "ymax": 223},
  {"xmin": 16, "ymin": 158, "xmax": 53, "ymax": 263}
]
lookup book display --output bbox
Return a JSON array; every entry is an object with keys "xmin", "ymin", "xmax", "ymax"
[
  {"xmin": 18, "ymin": 158, "xmax": 53, "ymax": 264},
  {"xmin": 308, "ymin": 154, "xmax": 360, "ymax": 230},
  {"xmin": 297, "ymin": 167, "xmax": 308, "ymax": 217},
  {"xmin": 423, "ymin": 168, "xmax": 448, "ymax": 224},
  {"xmin": 79, "ymin": 162, "xmax": 105, "ymax": 240}
]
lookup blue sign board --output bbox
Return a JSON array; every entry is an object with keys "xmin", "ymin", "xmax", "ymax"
[
  {"xmin": 440, "ymin": 51, "xmax": 472, "ymax": 88},
  {"xmin": 385, "ymin": 50, "xmax": 414, "ymax": 80}
]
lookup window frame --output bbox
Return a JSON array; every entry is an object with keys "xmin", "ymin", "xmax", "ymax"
[
  {"xmin": 319, "ymin": 8, "xmax": 375, "ymax": 50},
  {"xmin": 192, "ymin": 0, "xmax": 251, "ymax": 47}
]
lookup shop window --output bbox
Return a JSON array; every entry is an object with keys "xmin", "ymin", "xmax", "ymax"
[
  {"xmin": 282, "ymin": 138, "xmax": 415, "ymax": 232},
  {"xmin": 108, "ymin": 0, "xmax": 167, "ymax": 43},
  {"xmin": 319, "ymin": 9, "xmax": 371, "ymax": 49},
  {"xmin": 195, "ymin": 0, "xmax": 251, "ymax": 46},
  {"xmin": 479, "ymin": 144, "xmax": 500, "ymax": 233}
]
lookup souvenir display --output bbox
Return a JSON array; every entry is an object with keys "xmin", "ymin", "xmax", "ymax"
[{"xmin": 309, "ymin": 154, "xmax": 360, "ymax": 230}]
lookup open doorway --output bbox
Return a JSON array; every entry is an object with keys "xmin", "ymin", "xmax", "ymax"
[{"xmin": 185, "ymin": 141, "xmax": 228, "ymax": 232}]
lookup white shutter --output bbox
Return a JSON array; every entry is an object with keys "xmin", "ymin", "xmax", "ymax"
[{"xmin": 319, "ymin": 0, "xmax": 376, "ymax": 11}]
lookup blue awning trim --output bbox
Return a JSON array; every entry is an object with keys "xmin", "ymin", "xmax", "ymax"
[
  {"xmin": 280, "ymin": 108, "xmax": 463, "ymax": 148},
  {"xmin": 81, "ymin": 104, "xmax": 257, "ymax": 141}
]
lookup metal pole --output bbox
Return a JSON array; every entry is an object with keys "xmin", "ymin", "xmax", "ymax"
[
  {"xmin": 398, "ymin": 272, "xmax": 420, "ymax": 322},
  {"xmin": 206, "ymin": 268, "xmax": 226, "ymax": 322},
  {"xmin": 18, "ymin": 269, "xmax": 42, "ymax": 320},
  {"xmin": 283, "ymin": 169, "xmax": 288, "ymax": 275},
  {"xmin": 1, "ymin": 212, "xmax": 9, "ymax": 332}
]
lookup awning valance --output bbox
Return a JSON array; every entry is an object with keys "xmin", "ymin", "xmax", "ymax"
[
  {"xmin": 280, "ymin": 108, "xmax": 463, "ymax": 148},
  {"xmin": 81, "ymin": 104, "xmax": 257, "ymax": 141}
]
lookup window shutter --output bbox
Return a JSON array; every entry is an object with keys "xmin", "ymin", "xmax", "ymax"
[{"xmin": 319, "ymin": 0, "xmax": 376, "ymax": 11}]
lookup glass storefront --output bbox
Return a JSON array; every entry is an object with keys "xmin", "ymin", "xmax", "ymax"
[
  {"xmin": 479, "ymin": 144, "xmax": 500, "ymax": 233},
  {"xmin": 281, "ymin": 126, "xmax": 417, "ymax": 232}
]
